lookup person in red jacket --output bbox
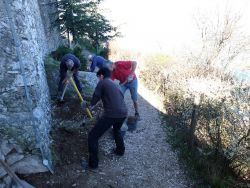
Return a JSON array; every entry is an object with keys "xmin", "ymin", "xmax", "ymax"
[{"xmin": 111, "ymin": 61, "xmax": 140, "ymax": 120}]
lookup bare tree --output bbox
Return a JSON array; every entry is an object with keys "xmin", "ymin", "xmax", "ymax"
[{"xmin": 193, "ymin": 10, "xmax": 250, "ymax": 70}]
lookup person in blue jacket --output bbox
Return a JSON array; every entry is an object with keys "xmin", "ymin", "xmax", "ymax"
[
  {"xmin": 88, "ymin": 54, "xmax": 112, "ymax": 72},
  {"xmin": 58, "ymin": 53, "xmax": 82, "ymax": 93}
]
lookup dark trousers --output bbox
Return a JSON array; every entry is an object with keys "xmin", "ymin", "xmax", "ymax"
[
  {"xmin": 58, "ymin": 69, "xmax": 82, "ymax": 92},
  {"xmin": 88, "ymin": 116, "xmax": 126, "ymax": 168}
]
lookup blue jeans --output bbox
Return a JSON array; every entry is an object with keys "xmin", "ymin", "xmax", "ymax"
[{"xmin": 120, "ymin": 78, "xmax": 138, "ymax": 102}]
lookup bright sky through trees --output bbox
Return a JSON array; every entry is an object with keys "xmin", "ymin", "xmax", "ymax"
[{"xmin": 100, "ymin": 0, "xmax": 250, "ymax": 54}]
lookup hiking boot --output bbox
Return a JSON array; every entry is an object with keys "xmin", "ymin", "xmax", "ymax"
[
  {"xmin": 81, "ymin": 159, "xmax": 98, "ymax": 172},
  {"xmin": 112, "ymin": 148, "xmax": 124, "ymax": 156},
  {"xmin": 135, "ymin": 112, "xmax": 141, "ymax": 121}
]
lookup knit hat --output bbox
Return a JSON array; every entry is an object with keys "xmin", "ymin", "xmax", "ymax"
[{"xmin": 66, "ymin": 59, "xmax": 74, "ymax": 69}]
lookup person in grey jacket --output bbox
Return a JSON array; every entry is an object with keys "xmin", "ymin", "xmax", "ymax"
[{"xmin": 84, "ymin": 67, "xmax": 128, "ymax": 169}]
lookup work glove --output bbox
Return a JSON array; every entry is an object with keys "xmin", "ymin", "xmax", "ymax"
[
  {"xmin": 66, "ymin": 71, "xmax": 73, "ymax": 79},
  {"xmin": 81, "ymin": 101, "xmax": 90, "ymax": 109},
  {"xmin": 113, "ymin": 79, "xmax": 120, "ymax": 85},
  {"xmin": 62, "ymin": 71, "xmax": 73, "ymax": 85}
]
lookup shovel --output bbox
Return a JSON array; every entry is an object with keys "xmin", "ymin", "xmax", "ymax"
[
  {"xmin": 58, "ymin": 75, "xmax": 93, "ymax": 118},
  {"xmin": 69, "ymin": 77, "xmax": 93, "ymax": 118},
  {"xmin": 59, "ymin": 81, "xmax": 69, "ymax": 103}
]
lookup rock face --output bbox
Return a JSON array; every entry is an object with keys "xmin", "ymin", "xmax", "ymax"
[
  {"xmin": 0, "ymin": 138, "xmax": 47, "ymax": 187},
  {"xmin": 0, "ymin": 0, "xmax": 60, "ymax": 163},
  {"xmin": 78, "ymin": 71, "xmax": 99, "ymax": 97}
]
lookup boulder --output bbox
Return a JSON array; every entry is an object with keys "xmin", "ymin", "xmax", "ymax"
[
  {"xmin": 0, "ymin": 150, "xmax": 4, "ymax": 161},
  {"xmin": 8, "ymin": 139, "xmax": 23, "ymax": 154},
  {"xmin": 12, "ymin": 155, "xmax": 48, "ymax": 174},
  {"xmin": 12, "ymin": 144, "xmax": 23, "ymax": 154},
  {"xmin": 78, "ymin": 71, "xmax": 98, "ymax": 90},
  {"xmin": 0, "ymin": 167, "xmax": 7, "ymax": 179},
  {"xmin": 3, "ymin": 175, "xmax": 12, "ymax": 187},
  {"xmin": 0, "ymin": 140, "xmax": 14, "ymax": 156},
  {"xmin": 19, "ymin": 180, "xmax": 36, "ymax": 188},
  {"xmin": 6, "ymin": 153, "xmax": 24, "ymax": 166}
]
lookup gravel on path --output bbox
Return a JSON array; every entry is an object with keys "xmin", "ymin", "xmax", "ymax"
[{"xmin": 80, "ymin": 82, "xmax": 192, "ymax": 188}]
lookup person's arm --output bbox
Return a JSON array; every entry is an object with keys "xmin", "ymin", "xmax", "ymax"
[
  {"xmin": 126, "ymin": 61, "xmax": 137, "ymax": 82},
  {"xmin": 111, "ymin": 70, "xmax": 116, "ymax": 80},
  {"xmin": 90, "ymin": 82, "xmax": 102, "ymax": 106},
  {"xmin": 62, "ymin": 70, "xmax": 73, "ymax": 84},
  {"xmin": 131, "ymin": 61, "xmax": 137, "ymax": 74},
  {"xmin": 73, "ymin": 67, "xmax": 79, "ymax": 74},
  {"xmin": 90, "ymin": 60, "xmax": 96, "ymax": 72}
]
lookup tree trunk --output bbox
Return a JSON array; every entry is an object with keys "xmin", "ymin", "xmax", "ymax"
[
  {"xmin": 67, "ymin": 31, "xmax": 70, "ymax": 48},
  {"xmin": 189, "ymin": 104, "xmax": 198, "ymax": 150}
]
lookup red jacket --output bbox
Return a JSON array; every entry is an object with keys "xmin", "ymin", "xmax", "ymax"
[{"xmin": 111, "ymin": 61, "xmax": 136, "ymax": 83}]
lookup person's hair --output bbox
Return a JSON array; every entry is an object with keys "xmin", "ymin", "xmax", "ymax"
[
  {"xmin": 88, "ymin": 54, "xmax": 93, "ymax": 61},
  {"xmin": 96, "ymin": 67, "xmax": 111, "ymax": 78},
  {"xmin": 66, "ymin": 59, "xmax": 74, "ymax": 69}
]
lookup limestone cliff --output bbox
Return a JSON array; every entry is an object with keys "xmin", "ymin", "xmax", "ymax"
[{"xmin": 0, "ymin": 0, "xmax": 61, "ymax": 165}]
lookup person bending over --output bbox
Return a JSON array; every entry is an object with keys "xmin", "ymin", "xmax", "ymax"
[{"xmin": 85, "ymin": 67, "xmax": 128, "ymax": 169}]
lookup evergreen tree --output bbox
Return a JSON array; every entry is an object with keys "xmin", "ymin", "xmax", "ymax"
[
  {"xmin": 52, "ymin": 0, "xmax": 118, "ymax": 49},
  {"xmin": 86, "ymin": 12, "xmax": 119, "ymax": 52}
]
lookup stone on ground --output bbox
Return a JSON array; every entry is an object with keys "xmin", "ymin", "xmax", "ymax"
[
  {"xmin": 12, "ymin": 155, "xmax": 48, "ymax": 174},
  {"xmin": 6, "ymin": 153, "xmax": 24, "ymax": 166},
  {"xmin": 0, "ymin": 140, "xmax": 14, "ymax": 156}
]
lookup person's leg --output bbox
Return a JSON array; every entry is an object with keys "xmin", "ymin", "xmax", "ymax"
[
  {"xmin": 112, "ymin": 117, "xmax": 126, "ymax": 155},
  {"xmin": 88, "ymin": 117, "xmax": 113, "ymax": 168},
  {"xmin": 58, "ymin": 69, "xmax": 67, "ymax": 92},
  {"xmin": 128, "ymin": 79, "xmax": 139, "ymax": 115},
  {"xmin": 73, "ymin": 71, "xmax": 82, "ymax": 92},
  {"xmin": 120, "ymin": 84, "xmax": 127, "ymax": 95}
]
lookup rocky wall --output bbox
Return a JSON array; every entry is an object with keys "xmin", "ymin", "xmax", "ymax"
[{"xmin": 0, "ymin": 0, "xmax": 60, "ymax": 165}]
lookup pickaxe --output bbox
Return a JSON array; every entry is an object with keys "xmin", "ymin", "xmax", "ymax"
[{"xmin": 60, "ymin": 73, "xmax": 93, "ymax": 118}]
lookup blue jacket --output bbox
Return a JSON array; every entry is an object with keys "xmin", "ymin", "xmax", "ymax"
[
  {"xmin": 60, "ymin": 53, "xmax": 80, "ymax": 71},
  {"xmin": 90, "ymin": 55, "xmax": 108, "ymax": 72}
]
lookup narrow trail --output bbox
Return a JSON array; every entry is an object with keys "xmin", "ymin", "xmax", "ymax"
[{"xmin": 80, "ymin": 82, "xmax": 192, "ymax": 188}]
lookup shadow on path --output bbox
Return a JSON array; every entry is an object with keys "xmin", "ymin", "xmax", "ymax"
[{"xmin": 23, "ymin": 84, "xmax": 192, "ymax": 188}]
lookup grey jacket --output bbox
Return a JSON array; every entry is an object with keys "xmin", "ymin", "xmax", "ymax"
[{"xmin": 91, "ymin": 78, "xmax": 128, "ymax": 118}]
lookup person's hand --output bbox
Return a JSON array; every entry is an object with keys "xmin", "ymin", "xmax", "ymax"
[
  {"xmin": 62, "ymin": 78, "xmax": 69, "ymax": 85},
  {"xmin": 113, "ymin": 79, "xmax": 120, "ymax": 85},
  {"xmin": 81, "ymin": 101, "xmax": 87, "ymax": 109},
  {"xmin": 81, "ymin": 101, "xmax": 90, "ymax": 109},
  {"xmin": 66, "ymin": 71, "xmax": 73, "ymax": 79},
  {"xmin": 127, "ymin": 74, "xmax": 133, "ymax": 83}
]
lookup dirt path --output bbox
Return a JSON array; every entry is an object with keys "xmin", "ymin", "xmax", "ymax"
[
  {"xmin": 77, "ymin": 83, "xmax": 192, "ymax": 188},
  {"xmin": 24, "ymin": 81, "xmax": 192, "ymax": 188}
]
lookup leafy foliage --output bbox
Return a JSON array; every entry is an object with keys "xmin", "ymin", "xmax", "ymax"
[
  {"xmin": 139, "ymin": 10, "xmax": 250, "ymax": 187},
  {"xmin": 52, "ymin": 0, "xmax": 118, "ymax": 51},
  {"xmin": 141, "ymin": 59, "xmax": 250, "ymax": 187},
  {"xmin": 51, "ymin": 45, "xmax": 73, "ymax": 61},
  {"xmin": 84, "ymin": 12, "xmax": 119, "ymax": 52},
  {"xmin": 51, "ymin": 45, "xmax": 87, "ymax": 71},
  {"xmin": 139, "ymin": 53, "xmax": 171, "ymax": 91},
  {"xmin": 73, "ymin": 46, "xmax": 87, "ymax": 70}
]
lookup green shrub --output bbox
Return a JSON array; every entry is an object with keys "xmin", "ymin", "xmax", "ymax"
[
  {"xmin": 51, "ymin": 45, "xmax": 87, "ymax": 71},
  {"xmin": 139, "ymin": 53, "xmax": 171, "ymax": 92},
  {"xmin": 98, "ymin": 46, "xmax": 110, "ymax": 60},
  {"xmin": 73, "ymin": 46, "xmax": 87, "ymax": 71},
  {"xmin": 141, "ymin": 56, "xmax": 250, "ymax": 187},
  {"xmin": 51, "ymin": 45, "xmax": 73, "ymax": 61},
  {"xmin": 77, "ymin": 38, "xmax": 95, "ymax": 52}
]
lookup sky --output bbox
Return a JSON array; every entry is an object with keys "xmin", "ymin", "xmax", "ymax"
[{"xmin": 100, "ymin": 0, "xmax": 250, "ymax": 55}]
